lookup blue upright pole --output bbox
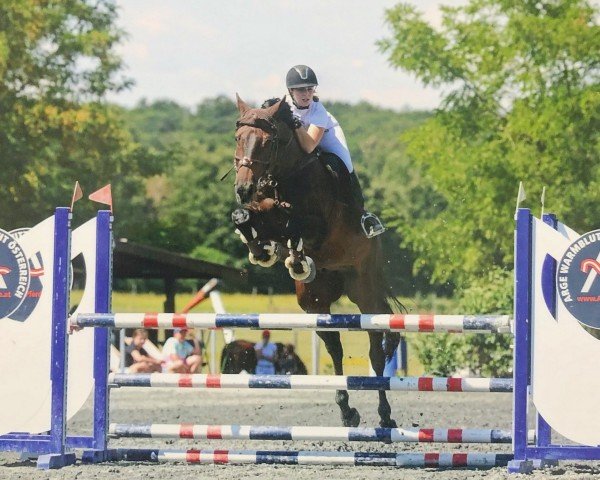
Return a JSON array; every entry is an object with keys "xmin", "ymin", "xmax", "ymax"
[
  {"xmin": 37, "ymin": 208, "xmax": 77, "ymax": 469},
  {"xmin": 508, "ymin": 208, "xmax": 534, "ymax": 474}
]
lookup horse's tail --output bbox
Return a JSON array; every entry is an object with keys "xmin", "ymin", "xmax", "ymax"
[{"xmin": 373, "ymin": 237, "xmax": 407, "ymax": 314}]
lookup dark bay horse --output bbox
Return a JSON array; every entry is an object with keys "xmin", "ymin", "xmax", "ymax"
[
  {"xmin": 220, "ymin": 340, "xmax": 307, "ymax": 375},
  {"xmin": 230, "ymin": 95, "xmax": 402, "ymax": 428}
]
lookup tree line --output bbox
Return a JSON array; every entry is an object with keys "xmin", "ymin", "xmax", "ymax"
[{"xmin": 1, "ymin": 0, "xmax": 597, "ymax": 306}]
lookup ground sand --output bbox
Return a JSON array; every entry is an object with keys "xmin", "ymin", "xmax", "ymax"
[{"xmin": 1, "ymin": 387, "xmax": 599, "ymax": 479}]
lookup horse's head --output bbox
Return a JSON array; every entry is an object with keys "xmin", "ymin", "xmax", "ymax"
[{"xmin": 233, "ymin": 94, "xmax": 296, "ymax": 205}]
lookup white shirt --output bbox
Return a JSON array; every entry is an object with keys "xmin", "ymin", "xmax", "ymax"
[
  {"xmin": 289, "ymin": 99, "xmax": 354, "ymax": 173},
  {"xmin": 162, "ymin": 337, "xmax": 193, "ymax": 361}
]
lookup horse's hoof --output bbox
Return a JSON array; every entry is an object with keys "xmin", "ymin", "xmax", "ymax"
[
  {"xmin": 286, "ymin": 255, "xmax": 315, "ymax": 282},
  {"xmin": 248, "ymin": 252, "xmax": 258, "ymax": 265},
  {"xmin": 253, "ymin": 241, "xmax": 278, "ymax": 267},
  {"xmin": 288, "ymin": 266, "xmax": 311, "ymax": 281},
  {"xmin": 379, "ymin": 418, "xmax": 398, "ymax": 429},
  {"xmin": 256, "ymin": 254, "xmax": 277, "ymax": 268},
  {"xmin": 299, "ymin": 256, "xmax": 316, "ymax": 283},
  {"xmin": 342, "ymin": 408, "xmax": 361, "ymax": 427}
]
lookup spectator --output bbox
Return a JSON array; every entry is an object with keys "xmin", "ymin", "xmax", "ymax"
[
  {"xmin": 125, "ymin": 328, "xmax": 162, "ymax": 373},
  {"xmin": 254, "ymin": 329, "xmax": 277, "ymax": 374},
  {"xmin": 162, "ymin": 328, "xmax": 203, "ymax": 373}
]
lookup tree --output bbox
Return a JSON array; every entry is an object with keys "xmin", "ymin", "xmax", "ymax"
[
  {"xmin": 379, "ymin": 0, "xmax": 598, "ymax": 373},
  {"xmin": 0, "ymin": 0, "xmax": 156, "ymax": 229},
  {"xmin": 379, "ymin": 0, "xmax": 599, "ymax": 286}
]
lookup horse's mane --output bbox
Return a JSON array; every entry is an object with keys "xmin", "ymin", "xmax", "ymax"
[{"xmin": 260, "ymin": 97, "xmax": 297, "ymax": 130}]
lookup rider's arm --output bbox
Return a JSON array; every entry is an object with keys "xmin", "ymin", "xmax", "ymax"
[{"xmin": 295, "ymin": 124, "xmax": 325, "ymax": 154}]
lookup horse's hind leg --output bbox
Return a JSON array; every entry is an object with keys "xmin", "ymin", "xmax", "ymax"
[
  {"xmin": 295, "ymin": 273, "xmax": 360, "ymax": 427},
  {"xmin": 367, "ymin": 331, "xmax": 397, "ymax": 428},
  {"xmin": 346, "ymin": 268, "xmax": 399, "ymax": 429},
  {"xmin": 317, "ymin": 330, "xmax": 360, "ymax": 427}
]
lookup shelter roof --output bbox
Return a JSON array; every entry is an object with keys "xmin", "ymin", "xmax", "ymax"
[{"xmin": 113, "ymin": 238, "xmax": 246, "ymax": 286}]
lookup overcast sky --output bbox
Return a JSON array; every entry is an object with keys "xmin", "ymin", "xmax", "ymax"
[{"xmin": 107, "ymin": 1, "xmax": 469, "ymax": 111}]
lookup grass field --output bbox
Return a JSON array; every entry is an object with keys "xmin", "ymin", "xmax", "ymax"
[{"xmin": 72, "ymin": 290, "xmax": 458, "ymax": 376}]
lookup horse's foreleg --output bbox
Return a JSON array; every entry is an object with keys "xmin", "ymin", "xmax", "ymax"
[
  {"xmin": 284, "ymin": 237, "xmax": 316, "ymax": 282},
  {"xmin": 317, "ymin": 331, "xmax": 360, "ymax": 427},
  {"xmin": 368, "ymin": 331, "xmax": 397, "ymax": 429},
  {"xmin": 231, "ymin": 208, "xmax": 278, "ymax": 267}
]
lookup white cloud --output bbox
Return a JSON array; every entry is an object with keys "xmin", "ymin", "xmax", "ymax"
[{"xmin": 108, "ymin": 0, "xmax": 466, "ymax": 111}]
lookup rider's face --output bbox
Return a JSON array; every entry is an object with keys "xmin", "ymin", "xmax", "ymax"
[{"xmin": 290, "ymin": 86, "xmax": 315, "ymax": 108}]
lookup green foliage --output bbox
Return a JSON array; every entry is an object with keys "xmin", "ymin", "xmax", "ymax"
[
  {"xmin": 411, "ymin": 334, "xmax": 465, "ymax": 376},
  {"xmin": 412, "ymin": 267, "xmax": 513, "ymax": 376},
  {"xmin": 0, "ymin": 0, "xmax": 154, "ymax": 234},
  {"xmin": 456, "ymin": 267, "xmax": 514, "ymax": 376},
  {"xmin": 379, "ymin": 0, "xmax": 599, "ymax": 287},
  {"xmin": 381, "ymin": 0, "xmax": 598, "ymax": 374}
]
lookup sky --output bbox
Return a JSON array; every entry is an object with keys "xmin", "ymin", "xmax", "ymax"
[{"xmin": 107, "ymin": 0, "xmax": 469, "ymax": 111}]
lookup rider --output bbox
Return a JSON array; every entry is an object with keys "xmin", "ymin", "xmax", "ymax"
[{"xmin": 285, "ymin": 64, "xmax": 385, "ymax": 238}]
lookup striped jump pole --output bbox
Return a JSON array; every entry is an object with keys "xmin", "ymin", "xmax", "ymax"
[
  {"xmin": 108, "ymin": 373, "xmax": 513, "ymax": 393},
  {"xmin": 74, "ymin": 313, "xmax": 512, "ymax": 333},
  {"xmin": 109, "ymin": 423, "xmax": 535, "ymax": 444},
  {"xmin": 105, "ymin": 448, "xmax": 513, "ymax": 467}
]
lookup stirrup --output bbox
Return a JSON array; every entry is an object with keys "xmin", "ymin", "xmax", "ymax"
[{"xmin": 361, "ymin": 213, "xmax": 385, "ymax": 238}]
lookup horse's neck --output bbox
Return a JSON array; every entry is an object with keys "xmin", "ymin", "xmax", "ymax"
[{"xmin": 272, "ymin": 125, "xmax": 309, "ymax": 176}]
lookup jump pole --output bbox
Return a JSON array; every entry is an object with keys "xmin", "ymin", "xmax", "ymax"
[{"xmin": 8, "ymin": 206, "xmax": 600, "ymax": 471}]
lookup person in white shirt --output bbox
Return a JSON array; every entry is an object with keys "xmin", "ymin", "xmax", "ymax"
[
  {"xmin": 162, "ymin": 328, "xmax": 203, "ymax": 373},
  {"xmin": 254, "ymin": 330, "xmax": 277, "ymax": 375},
  {"xmin": 285, "ymin": 64, "xmax": 385, "ymax": 238}
]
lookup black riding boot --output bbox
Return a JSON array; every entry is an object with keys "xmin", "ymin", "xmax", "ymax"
[{"xmin": 349, "ymin": 171, "xmax": 385, "ymax": 238}]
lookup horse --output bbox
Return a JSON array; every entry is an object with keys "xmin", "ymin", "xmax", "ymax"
[
  {"xmin": 229, "ymin": 94, "xmax": 402, "ymax": 428},
  {"xmin": 220, "ymin": 340, "xmax": 257, "ymax": 374},
  {"xmin": 220, "ymin": 340, "xmax": 307, "ymax": 375}
]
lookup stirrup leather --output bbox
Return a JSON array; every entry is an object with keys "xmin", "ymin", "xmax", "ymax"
[{"xmin": 361, "ymin": 213, "xmax": 385, "ymax": 238}]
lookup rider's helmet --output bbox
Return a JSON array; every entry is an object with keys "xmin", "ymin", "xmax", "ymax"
[{"xmin": 286, "ymin": 65, "xmax": 318, "ymax": 89}]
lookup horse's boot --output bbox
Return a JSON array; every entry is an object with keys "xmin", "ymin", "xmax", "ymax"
[
  {"xmin": 284, "ymin": 238, "xmax": 316, "ymax": 283},
  {"xmin": 231, "ymin": 208, "xmax": 277, "ymax": 266},
  {"xmin": 348, "ymin": 172, "xmax": 386, "ymax": 238}
]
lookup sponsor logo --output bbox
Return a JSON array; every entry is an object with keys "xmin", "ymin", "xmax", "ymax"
[
  {"xmin": 8, "ymin": 228, "xmax": 44, "ymax": 321},
  {"xmin": 0, "ymin": 228, "xmax": 31, "ymax": 319},
  {"xmin": 557, "ymin": 229, "xmax": 600, "ymax": 329}
]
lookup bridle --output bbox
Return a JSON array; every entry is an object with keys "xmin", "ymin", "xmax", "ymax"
[
  {"xmin": 234, "ymin": 117, "xmax": 282, "ymax": 173},
  {"xmin": 225, "ymin": 115, "xmax": 294, "ymax": 193}
]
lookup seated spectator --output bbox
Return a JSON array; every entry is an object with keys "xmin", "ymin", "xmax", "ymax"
[
  {"xmin": 125, "ymin": 328, "xmax": 162, "ymax": 373},
  {"xmin": 277, "ymin": 343, "xmax": 308, "ymax": 375},
  {"xmin": 162, "ymin": 328, "xmax": 203, "ymax": 373},
  {"xmin": 254, "ymin": 329, "xmax": 277, "ymax": 375}
]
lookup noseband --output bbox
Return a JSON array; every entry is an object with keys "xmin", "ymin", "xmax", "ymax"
[
  {"xmin": 234, "ymin": 117, "xmax": 279, "ymax": 173},
  {"xmin": 234, "ymin": 116, "xmax": 292, "ymax": 179}
]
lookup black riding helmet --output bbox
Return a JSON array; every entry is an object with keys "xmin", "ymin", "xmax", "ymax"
[{"xmin": 286, "ymin": 65, "xmax": 318, "ymax": 89}]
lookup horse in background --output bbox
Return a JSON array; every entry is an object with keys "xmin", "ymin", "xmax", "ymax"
[
  {"xmin": 220, "ymin": 340, "xmax": 307, "ymax": 375},
  {"xmin": 230, "ymin": 95, "xmax": 402, "ymax": 428}
]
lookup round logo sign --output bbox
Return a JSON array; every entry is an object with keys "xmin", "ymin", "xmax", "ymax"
[
  {"xmin": 0, "ymin": 228, "xmax": 31, "ymax": 319},
  {"xmin": 8, "ymin": 228, "xmax": 44, "ymax": 321},
  {"xmin": 557, "ymin": 229, "xmax": 600, "ymax": 329}
]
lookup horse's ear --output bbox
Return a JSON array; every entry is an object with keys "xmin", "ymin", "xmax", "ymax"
[
  {"xmin": 236, "ymin": 93, "xmax": 251, "ymax": 115},
  {"xmin": 264, "ymin": 97, "xmax": 284, "ymax": 117},
  {"xmin": 278, "ymin": 95, "xmax": 288, "ymax": 112}
]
